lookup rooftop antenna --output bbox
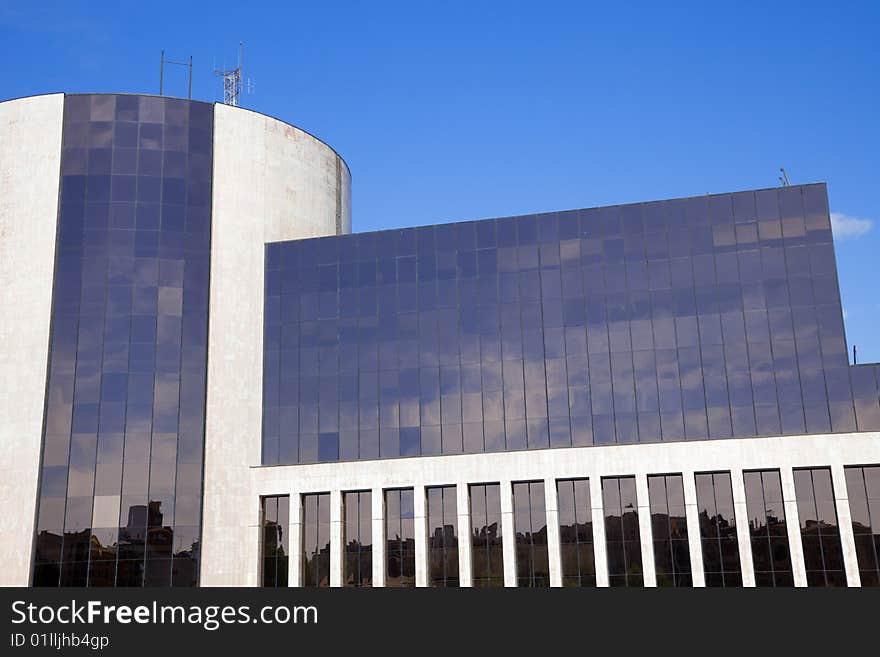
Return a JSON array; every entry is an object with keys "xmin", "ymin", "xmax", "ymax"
[
  {"xmin": 159, "ymin": 50, "xmax": 193, "ymax": 98},
  {"xmin": 214, "ymin": 41, "xmax": 246, "ymax": 106},
  {"xmin": 778, "ymin": 167, "xmax": 792, "ymax": 187}
]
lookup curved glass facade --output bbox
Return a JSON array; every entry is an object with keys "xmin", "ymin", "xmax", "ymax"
[
  {"xmin": 262, "ymin": 183, "xmax": 880, "ymax": 465},
  {"xmin": 32, "ymin": 94, "xmax": 213, "ymax": 586}
]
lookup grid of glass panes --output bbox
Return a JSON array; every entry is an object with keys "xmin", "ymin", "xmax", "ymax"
[
  {"xmin": 602, "ymin": 476, "xmax": 643, "ymax": 587},
  {"xmin": 794, "ymin": 468, "xmax": 846, "ymax": 586},
  {"xmin": 384, "ymin": 488, "xmax": 415, "ymax": 587},
  {"xmin": 844, "ymin": 465, "xmax": 880, "ymax": 586},
  {"xmin": 263, "ymin": 183, "xmax": 880, "ymax": 467},
  {"xmin": 556, "ymin": 479, "xmax": 596, "ymax": 586},
  {"xmin": 302, "ymin": 493, "xmax": 331, "ymax": 587},
  {"xmin": 695, "ymin": 472, "xmax": 742, "ymax": 587},
  {"xmin": 261, "ymin": 496, "xmax": 289, "ymax": 587},
  {"xmin": 743, "ymin": 470, "xmax": 793, "ymax": 586},
  {"xmin": 469, "ymin": 484, "xmax": 504, "ymax": 587},
  {"xmin": 647, "ymin": 474, "xmax": 692, "ymax": 587},
  {"xmin": 426, "ymin": 486, "xmax": 459, "ymax": 587},
  {"xmin": 512, "ymin": 481, "xmax": 549, "ymax": 587},
  {"xmin": 33, "ymin": 94, "xmax": 213, "ymax": 587},
  {"xmin": 343, "ymin": 491, "xmax": 372, "ymax": 587}
]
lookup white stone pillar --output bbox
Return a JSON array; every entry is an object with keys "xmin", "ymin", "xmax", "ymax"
[
  {"xmin": 831, "ymin": 465, "xmax": 861, "ymax": 587},
  {"xmin": 413, "ymin": 484, "xmax": 428, "ymax": 587},
  {"xmin": 544, "ymin": 478, "xmax": 562, "ymax": 587},
  {"xmin": 372, "ymin": 487, "xmax": 385, "ymax": 587},
  {"xmin": 590, "ymin": 476, "xmax": 609, "ymax": 587},
  {"xmin": 729, "ymin": 468, "xmax": 756, "ymax": 586},
  {"xmin": 682, "ymin": 472, "xmax": 706, "ymax": 587},
  {"xmin": 289, "ymin": 492, "xmax": 302, "ymax": 587},
  {"xmin": 779, "ymin": 468, "xmax": 807, "ymax": 587},
  {"xmin": 500, "ymin": 480, "xmax": 516, "ymax": 586},
  {"xmin": 330, "ymin": 490, "xmax": 343, "ymax": 587},
  {"xmin": 457, "ymin": 483, "xmax": 473, "ymax": 587},
  {"xmin": 635, "ymin": 474, "xmax": 657, "ymax": 586}
]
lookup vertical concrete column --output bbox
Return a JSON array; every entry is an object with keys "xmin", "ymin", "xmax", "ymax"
[
  {"xmin": 729, "ymin": 468, "xmax": 756, "ymax": 586},
  {"xmin": 456, "ymin": 483, "xmax": 473, "ymax": 587},
  {"xmin": 330, "ymin": 490, "xmax": 343, "ymax": 587},
  {"xmin": 779, "ymin": 468, "xmax": 807, "ymax": 587},
  {"xmin": 289, "ymin": 492, "xmax": 303, "ymax": 587},
  {"xmin": 831, "ymin": 464, "xmax": 861, "ymax": 587},
  {"xmin": 0, "ymin": 93, "xmax": 64, "ymax": 586},
  {"xmin": 499, "ymin": 480, "xmax": 516, "ymax": 587},
  {"xmin": 635, "ymin": 475, "xmax": 657, "ymax": 586},
  {"xmin": 544, "ymin": 477, "xmax": 562, "ymax": 587},
  {"xmin": 590, "ymin": 476, "xmax": 609, "ymax": 587},
  {"xmin": 413, "ymin": 484, "xmax": 428, "ymax": 587},
  {"xmin": 682, "ymin": 472, "xmax": 706, "ymax": 587},
  {"xmin": 372, "ymin": 487, "xmax": 385, "ymax": 587}
]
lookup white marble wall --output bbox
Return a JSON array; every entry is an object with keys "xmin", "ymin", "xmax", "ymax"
[
  {"xmin": 0, "ymin": 94, "xmax": 65, "ymax": 586},
  {"xmin": 200, "ymin": 103, "xmax": 350, "ymax": 585},
  {"xmin": 249, "ymin": 432, "xmax": 880, "ymax": 588}
]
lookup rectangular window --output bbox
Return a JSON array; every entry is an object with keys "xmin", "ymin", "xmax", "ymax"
[
  {"xmin": 469, "ymin": 483, "xmax": 504, "ymax": 587},
  {"xmin": 695, "ymin": 472, "xmax": 742, "ymax": 587},
  {"xmin": 302, "ymin": 493, "xmax": 330, "ymax": 587},
  {"xmin": 261, "ymin": 495, "xmax": 289, "ymax": 587},
  {"xmin": 556, "ymin": 478, "xmax": 595, "ymax": 587},
  {"xmin": 743, "ymin": 470, "xmax": 793, "ymax": 586},
  {"xmin": 513, "ymin": 481, "xmax": 549, "ymax": 587},
  {"xmin": 385, "ymin": 488, "xmax": 415, "ymax": 587},
  {"xmin": 794, "ymin": 467, "xmax": 846, "ymax": 586},
  {"xmin": 844, "ymin": 465, "xmax": 880, "ymax": 586},
  {"xmin": 427, "ymin": 485, "xmax": 459, "ymax": 587},
  {"xmin": 602, "ymin": 476, "xmax": 643, "ymax": 587},
  {"xmin": 647, "ymin": 474, "xmax": 692, "ymax": 587},
  {"xmin": 343, "ymin": 491, "xmax": 372, "ymax": 587}
]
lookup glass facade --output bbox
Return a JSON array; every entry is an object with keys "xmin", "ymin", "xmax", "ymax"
[
  {"xmin": 556, "ymin": 479, "xmax": 596, "ymax": 586},
  {"xmin": 261, "ymin": 496, "xmax": 289, "ymax": 587},
  {"xmin": 647, "ymin": 474, "xmax": 692, "ymax": 586},
  {"xmin": 469, "ymin": 483, "xmax": 504, "ymax": 587},
  {"xmin": 302, "ymin": 493, "xmax": 331, "ymax": 587},
  {"xmin": 743, "ymin": 470, "xmax": 793, "ymax": 586},
  {"xmin": 384, "ymin": 488, "xmax": 415, "ymax": 587},
  {"xmin": 512, "ymin": 481, "xmax": 549, "ymax": 587},
  {"xmin": 33, "ymin": 94, "xmax": 213, "ymax": 587},
  {"xmin": 844, "ymin": 466, "xmax": 880, "ymax": 586},
  {"xmin": 794, "ymin": 468, "xmax": 846, "ymax": 586},
  {"xmin": 343, "ymin": 490, "xmax": 372, "ymax": 587},
  {"xmin": 602, "ymin": 476, "xmax": 643, "ymax": 587},
  {"xmin": 695, "ymin": 472, "xmax": 742, "ymax": 587},
  {"xmin": 426, "ymin": 485, "xmax": 459, "ymax": 587},
  {"xmin": 263, "ymin": 183, "xmax": 880, "ymax": 468}
]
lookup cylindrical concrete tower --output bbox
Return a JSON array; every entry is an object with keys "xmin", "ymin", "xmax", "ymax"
[{"xmin": 0, "ymin": 93, "xmax": 350, "ymax": 587}]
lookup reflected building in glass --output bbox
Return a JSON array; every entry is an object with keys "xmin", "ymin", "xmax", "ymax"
[{"xmin": 0, "ymin": 91, "xmax": 878, "ymax": 588}]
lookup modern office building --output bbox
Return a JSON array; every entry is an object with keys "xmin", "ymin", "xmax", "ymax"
[{"xmin": 1, "ymin": 92, "xmax": 878, "ymax": 589}]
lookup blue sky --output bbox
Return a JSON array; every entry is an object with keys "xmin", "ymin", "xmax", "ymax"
[{"xmin": 3, "ymin": 1, "xmax": 877, "ymax": 361}]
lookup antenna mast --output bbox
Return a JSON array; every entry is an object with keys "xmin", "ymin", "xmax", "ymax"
[
  {"xmin": 159, "ymin": 50, "xmax": 193, "ymax": 98},
  {"xmin": 778, "ymin": 167, "xmax": 792, "ymax": 187},
  {"xmin": 214, "ymin": 41, "xmax": 244, "ymax": 106}
]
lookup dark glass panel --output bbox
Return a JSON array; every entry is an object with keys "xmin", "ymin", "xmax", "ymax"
[
  {"xmin": 695, "ymin": 472, "xmax": 742, "ymax": 587},
  {"xmin": 470, "ymin": 483, "xmax": 504, "ymax": 587},
  {"xmin": 343, "ymin": 491, "xmax": 372, "ymax": 587},
  {"xmin": 794, "ymin": 467, "xmax": 846, "ymax": 587},
  {"xmin": 427, "ymin": 485, "xmax": 459, "ymax": 587},
  {"xmin": 743, "ymin": 470, "xmax": 793, "ymax": 586},
  {"xmin": 302, "ymin": 493, "xmax": 331, "ymax": 587},
  {"xmin": 385, "ymin": 488, "xmax": 415, "ymax": 587},
  {"xmin": 602, "ymin": 476, "xmax": 642, "ymax": 587},
  {"xmin": 647, "ymin": 474, "xmax": 692, "ymax": 587}
]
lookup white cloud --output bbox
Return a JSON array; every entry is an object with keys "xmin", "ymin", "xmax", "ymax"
[{"xmin": 831, "ymin": 212, "xmax": 874, "ymax": 239}]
